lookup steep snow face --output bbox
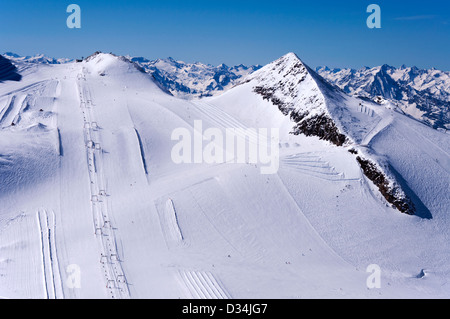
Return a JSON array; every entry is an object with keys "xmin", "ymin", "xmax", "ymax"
[
  {"xmin": 0, "ymin": 55, "xmax": 22, "ymax": 82},
  {"xmin": 317, "ymin": 65, "xmax": 450, "ymax": 130},
  {"xmin": 129, "ymin": 56, "xmax": 261, "ymax": 99}
]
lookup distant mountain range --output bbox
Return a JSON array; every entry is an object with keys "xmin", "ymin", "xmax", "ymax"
[
  {"xmin": 3, "ymin": 52, "xmax": 449, "ymax": 130},
  {"xmin": 127, "ymin": 56, "xmax": 262, "ymax": 99},
  {"xmin": 316, "ymin": 65, "xmax": 450, "ymax": 130},
  {"xmin": 3, "ymin": 52, "xmax": 73, "ymax": 65}
]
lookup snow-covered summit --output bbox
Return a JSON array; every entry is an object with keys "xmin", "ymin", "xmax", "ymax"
[
  {"xmin": 83, "ymin": 52, "xmax": 146, "ymax": 75},
  {"xmin": 244, "ymin": 52, "xmax": 353, "ymax": 147},
  {"xmin": 247, "ymin": 53, "xmax": 327, "ymax": 116}
]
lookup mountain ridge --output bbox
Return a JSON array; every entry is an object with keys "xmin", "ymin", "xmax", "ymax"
[{"xmin": 4, "ymin": 51, "xmax": 449, "ymax": 131}]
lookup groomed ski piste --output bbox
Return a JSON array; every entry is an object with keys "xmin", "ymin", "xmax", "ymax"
[{"xmin": 0, "ymin": 53, "xmax": 449, "ymax": 299}]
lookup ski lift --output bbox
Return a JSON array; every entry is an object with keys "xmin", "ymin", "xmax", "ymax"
[
  {"xmin": 106, "ymin": 280, "xmax": 115, "ymax": 289},
  {"xmin": 116, "ymin": 275, "xmax": 126, "ymax": 283},
  {"xmin": 100, "ymin": 254, "xmax": 108, "ymax": 264}
]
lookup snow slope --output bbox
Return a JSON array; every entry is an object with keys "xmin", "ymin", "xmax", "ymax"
[{"xmin": 0, "ymin": 53, "xmax": 449, "ymax": 299}]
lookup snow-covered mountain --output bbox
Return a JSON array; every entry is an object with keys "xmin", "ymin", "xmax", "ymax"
[
  {"xmin": 316, "ymin": 65, "xmax": 450, "ymax": 130},
  {"xmin": 244, "ymin": 54, "xmax": 417, "ymax": 214},
  {"xmin": 128, "ymin": 56, "xmax": 262, "ymax": 99},
  {"xmin": 0, "ymin": 52, "xmax": 449, "ymax": 299},
  {"xmin": 3, "ymin": 52, "xmax": 73, "ymax": 65}
]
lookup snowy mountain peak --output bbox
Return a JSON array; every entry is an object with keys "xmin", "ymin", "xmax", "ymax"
[
  {"xmin": 247, "ymin": 52, "xmax": 342, "ymax": 140},
  {"xmin": 282, "ymin": 51, "xmax": 301, "ymax": 60},
  {"xmin": 251, "ymin": 53, "xmax": 306, "ymax": 78}
]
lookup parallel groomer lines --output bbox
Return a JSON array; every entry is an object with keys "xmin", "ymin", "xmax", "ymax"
[
  {"xmin": 280, "ymin": 153, "xmax": 342, "ymax": 181},
  {"xmin": 37, "ymin": 209, "xmax": 64, "ymax": 299},
  {"xmin": 179, "ymin": 270, "xmax": 231, "ymax": 299}
]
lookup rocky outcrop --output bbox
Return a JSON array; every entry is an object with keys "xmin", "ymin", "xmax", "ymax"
[
  {"xmin": 356, "ymin": 156, "xmax": 415, "ymax": 215},
  {"xmin": 292, "ymin": 113, "xmax": 347, "ymax": 147}
]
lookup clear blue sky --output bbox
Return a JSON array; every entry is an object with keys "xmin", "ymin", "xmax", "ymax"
[{"xmin": 1, "ymin": 0, "xmax": 449, "ymax": 70}]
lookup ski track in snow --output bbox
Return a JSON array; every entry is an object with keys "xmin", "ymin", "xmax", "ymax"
[
  {"xmin": 0, "ymin": 95, "xmax": 25, "ymax": 127},
  {"xmin": 193, "ymin": 101, "xmax": 260, "ymax": 143},
  {"xmin": 77, "ymin": 69, "xmax": 130, "ymax": 299},
  {"xmin": 280, "ymin": 153, "xmax": 358, "ymax": 182},
  {"xmin": 0, "ymin": 79, "xmax": 59, "ymax": 129},
  {"xmin": 0, "ymin": 95, "xmax": 16, "ymax": 125},
  {"xmin": 178, "ymin": 270, "xmax": 231, "ymax": 299},
  {"xmin": 36, "ymin": 209, "xmax": 64, "ymax": 299}
]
